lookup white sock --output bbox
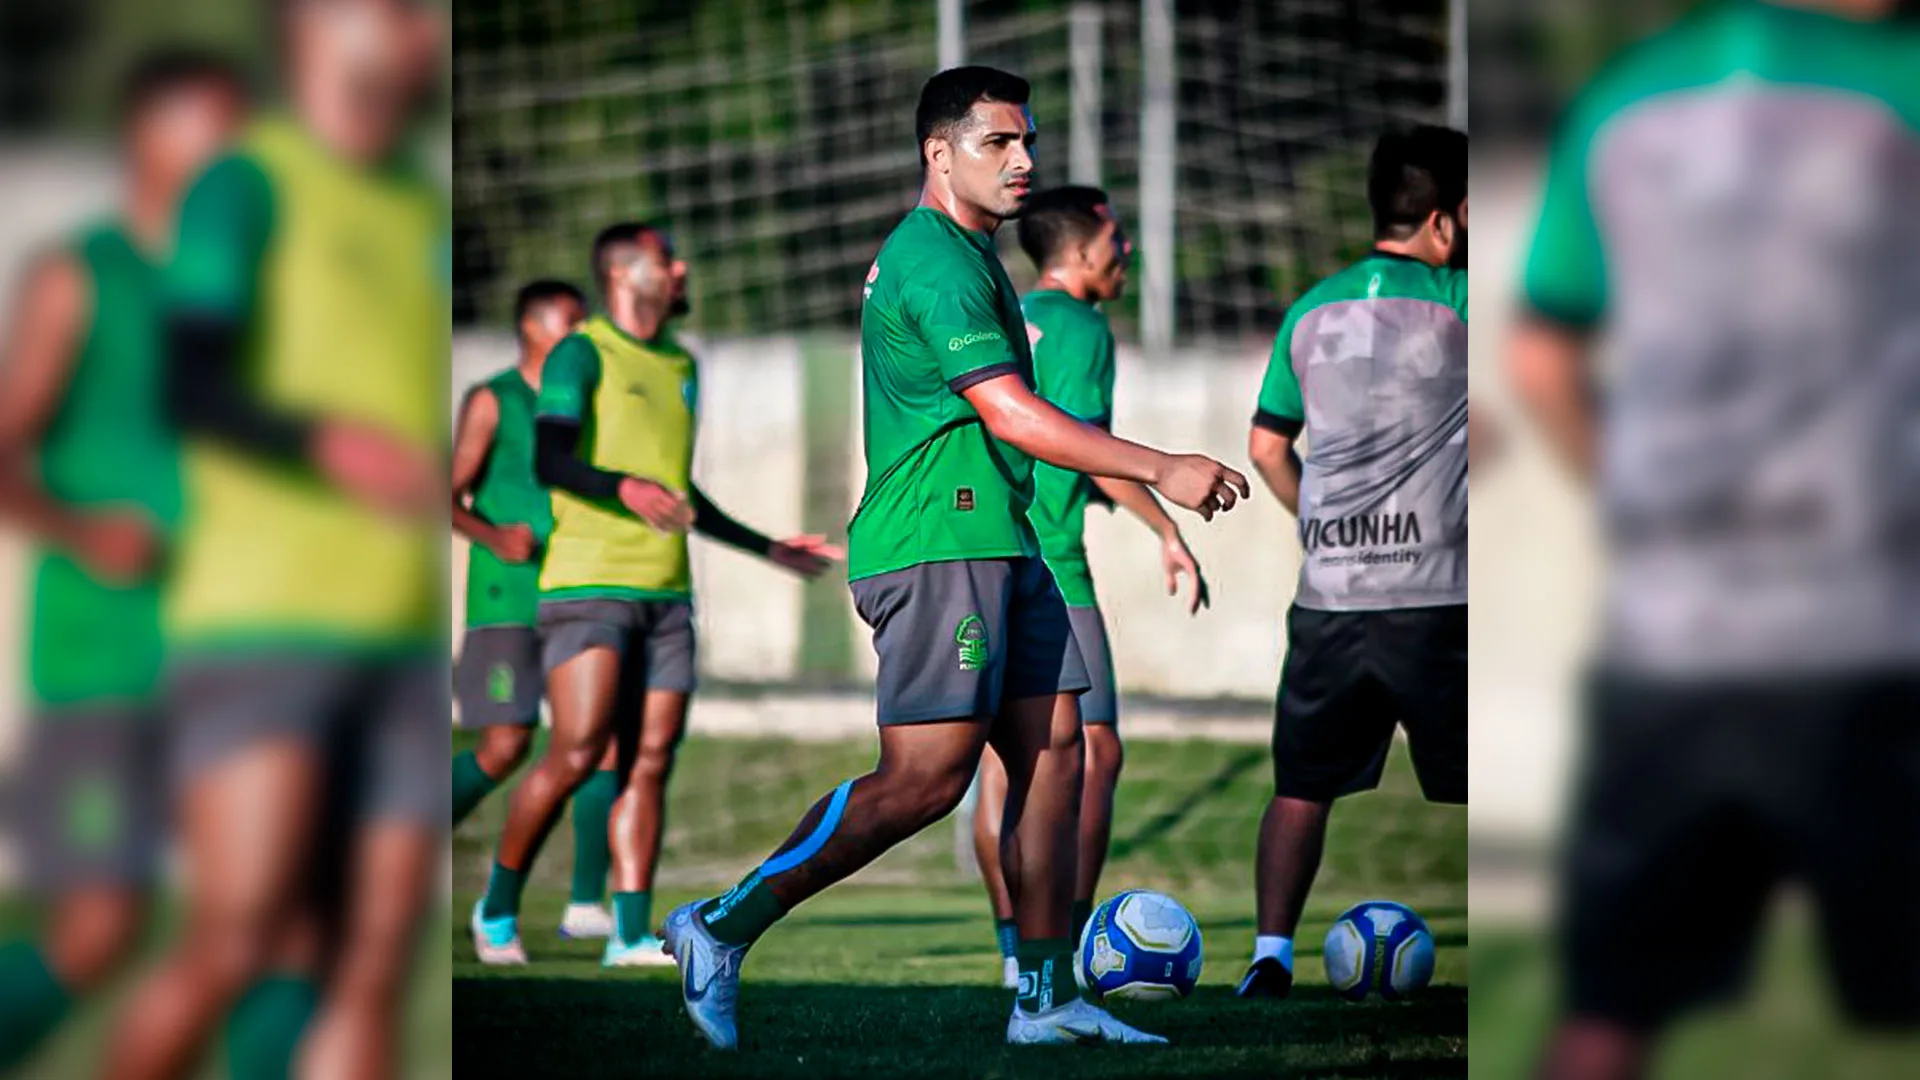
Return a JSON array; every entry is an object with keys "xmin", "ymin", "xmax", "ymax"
[{"xmin": 1253, "ymin": 935, "xmax": 1293, "ymax": 971}]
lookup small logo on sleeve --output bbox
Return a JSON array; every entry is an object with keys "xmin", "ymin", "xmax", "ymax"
[
  {"xmin": 955, "ymin": 614, "xmax": 988, "ymax": 671},
  {"xmin": 947, "ymin": 330, "xmax": 1005, "ymax": 352},
  {"xmin": 954, "ymin": 487, "xmax": 975, "ymax": 512}
]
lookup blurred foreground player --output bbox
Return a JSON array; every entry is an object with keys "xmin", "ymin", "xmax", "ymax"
[
  {"xmin": 0, "ymin": 52, "xmax": 245, "ymax": 1071},
  {"xmin": 97, "ymin": 2, "xmax": 449, "ymax": 1078},
  {"xmin": 972, "ymin": 185, "xmax": 1210, "ymax": 987},
  {"xmin": 663, "ymin": 66, "xmax": 1248, "ymax": 1051},
  {"xmin": 1509, "ymin": 3, "xmax": 1920, "ymax": 1078},
  {"xmin": 1239, "ymin": 126, "xmax": 1468, "ymax": 999},
  {"xmin": 471, "ymin": 223, "xmax": 839, "ymax": 967}
]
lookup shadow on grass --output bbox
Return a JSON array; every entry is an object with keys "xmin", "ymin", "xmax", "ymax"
[
  {"xmin": 1108, "ymin": 749, "xmax": 1269, "ymax": 862},
  {"xmin": 455, "ymin": 979, "xmax": 1466, "ymax": 1080}
]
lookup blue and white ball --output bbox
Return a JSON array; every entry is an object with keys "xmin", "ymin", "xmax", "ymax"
[
  {"xmin": 1323, "ymin": 900, "xmax": 1435, "ymax": 1001},
  {"xmin": 1075, "ymin": 889, "xmax": 1203, "ymax": 1000}
]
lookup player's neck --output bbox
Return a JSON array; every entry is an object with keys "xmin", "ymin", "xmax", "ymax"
[
  {"xmin": 516, "ymin": 356, "xmax": 543, "ymax": 391},
  {"xmin": 123, "ymin": 184, "xmax": 174, "ymax": 256},
  {"xmin": 1035, "ymin": 271, "xmax": 1092, "ymax": 303},
  {"xmin": 1372, "ymin": 239, "xmax": 1442, "ymax": 268},
  {"xmin": 918, "ymin": 186, "xmax": 1002, "ymax": 236},
  {"xmin": 293, "ymin": 75, "xmax": 406, "ymax": 167},
  {"xmin": 606, "ymin": 295, "xmax": 669, "ymax": 344}
]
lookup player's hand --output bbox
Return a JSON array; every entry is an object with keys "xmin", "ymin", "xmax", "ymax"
[
  {"xmin": 768, "ymin": 534, "xmax": 844, "ymax": 578},
  {"xmin": 1152, "ymin": 454, "xmax": 1251, "ymax": 521},
  {"xmin": 618, "ymin": 476, "xmax": 694, "ymax": 533},
  {"xmin": 487, "ymin": 523, "xmax": 539, "ymax": 564},
  {"xmin": 1160, "ymin": 532, "xmax": 1210, "ymax": 615},
  {"xmin": 73, "ymin": 509, "xmax": 160, "ymax": 585},
  {"xmin": 314, "ymin": 420, "xmax": 437, "ymax": 519}
]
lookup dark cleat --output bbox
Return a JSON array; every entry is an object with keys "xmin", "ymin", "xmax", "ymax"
[{"xmin": 1236, "ymin": 957, "xmax": 1294, "ymax": 999}]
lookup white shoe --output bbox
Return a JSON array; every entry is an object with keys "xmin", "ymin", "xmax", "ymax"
[
  {"xmin": 1006, "ymin": 998, "xmax": 1169, "ymax": 1046},
  {"xmin": 1001, "ymin": 956, "xmax": 1021, "ymax": 989},
  {"xmin": 558, "ymin": 902, "xmax": 616, "ymax": 939},
  {"xmin": 470, "ymin": 901, "xmax": 528, "ymax": 966},
  {"xmin": 663, "ymin": 900, "xmax": 748, "ymax": 1050},
  {"xmin": 603, "ymin": 933, "xmax": 677, "ymax": 967}
]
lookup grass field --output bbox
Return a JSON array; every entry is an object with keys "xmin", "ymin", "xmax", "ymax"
[{"xmin": 452, "ymin": 725, "xmax": 1467, "ymax": 1078}]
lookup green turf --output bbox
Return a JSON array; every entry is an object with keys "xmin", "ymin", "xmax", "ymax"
[{"xmin": 453, "ymin": 729, "xmax": 1467, "ymax": 1077}]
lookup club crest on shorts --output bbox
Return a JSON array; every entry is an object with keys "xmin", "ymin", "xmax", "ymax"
[
  {"xmin": 488, "ymin": 661, "xmax": 515, "ymax": 704},
  {"xmin": 954, "ymin": 613, "xmax": 988, "ymax": 671}
]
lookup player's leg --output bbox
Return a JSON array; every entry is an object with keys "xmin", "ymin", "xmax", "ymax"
[
  {"xmin": 559, "ymin": 736, "xmax": 620, "ymax": 940},
  {"xmin": 1242, "ymin": 607, "xmax": 1390, "ymax": 999},
  {"xmin": 1384, "ymin": 605, "xmax": 1467, "ymax": 808},
  {"xmin": 98, "ymin": 661, "xmax": 335, "ymax": 1080},
  {"xmin": 223, "ymin": 917, "xmax": 322, "ymax": 1080},
  {"xmin": 477, "ymin": 603, "xmax": 627, "ymax": 958},
  {"xmin": 0, "ymin": 712, "xmax": 155, "ymax": 1068},
  {"xmin": 451, "ymin": 627, "xmax": 542, "ymax": 826},
  {"xmin": 300, "ymin": 662, "xmax": 443, "ymax": 1080},
  {"xmin": 971, "ymin": 747, "xmax": 1019, "ymax": 987},
  {"xmin": 1065, "ymin": 604, "xmax": 1121, "ymax": 943}
]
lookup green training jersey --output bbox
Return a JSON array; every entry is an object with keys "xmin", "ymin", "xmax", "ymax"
[
  {"xmin": 848, "ymin": 207, "xmax": 1039, "ymax": 581},
  {"xmin": 26, "ymin": 221, "xmax": 179, "ymax": 707},
  {"xmin": 1256, "ymin": 251, "xmax": 1467, "ymax": 612},
  {"xmin": 535, "ymin": 315, "xmax": 698, "ymax": 601},
  {"xmin": 463, "ymin": 368, "xmax": 550, "ymax": 628},
  {"xmin": 163, "ymin": 114, "xmax": 447, "ymax": 652},
  {"xmin": 1518, "ymin": 0, "xmax": 1920, "ymax": 673},
  {"xmin": 1021, "ymin": 289, "xmax": 1116, "ymax": 608}
]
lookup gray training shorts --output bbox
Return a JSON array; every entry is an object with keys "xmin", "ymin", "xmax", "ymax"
[
  {"xmin": 1067, "ymin": 605, "xmax": 1118, "ymax": 726},
  {"xmin": 13, "ymin": 706, "xmax": 164, "ymax": 893},
  {"xmin": 536, "ymin": 598, "xmax": 698, "ymax": 693},
  {"xmin": 850, "ymin": 557, "xmax": 1091, "ymax": 726},
  {"xmin": 454, "ymin": 626, "xmax": 543, "ymax": 728},
  {"xmin": 166, "ymin": 654, "xmax": 450, "ymax": 830}
]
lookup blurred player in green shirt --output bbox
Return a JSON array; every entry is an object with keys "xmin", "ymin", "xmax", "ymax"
[
  {"xmin": 97, "ymin": 3, "xmax": 448, "ymax": 1078},
  {"xmin": 662, "ymin": 66, "xmax": 1248, "ymax": 1052},
  {"xmin": 970, "ymin": 185, "xmax": 1210, "ymax": 988},
  {"xmin": 0, "ymin": 52, "xmax": 245, "ymax": 1072}
]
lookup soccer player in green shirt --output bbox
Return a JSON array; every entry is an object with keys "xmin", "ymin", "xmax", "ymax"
[
  {"xmin": 662, "ymin": 66, "xmax": 1248, "ymax": 1051},
  {"xmin": 470, "ymin": 222, "xmax": 840, "ymax": 967},
  {"xmin": 0, "ymin": 52, "xmax": 245, "ymax": 1073},
  {"xmin": 971, "ymin": 185, "xmax": 1210, "ymax": 988},
  {"xmin": 97, "ymin": 3, "xmax": 449, "ymax": 1078}
]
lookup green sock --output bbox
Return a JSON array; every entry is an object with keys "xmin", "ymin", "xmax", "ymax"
[
  {"xmin": 451, "ymin": 751, "xmax": 498, "ymax": 827},
  {"xmin": 1014, "ymin": 938, "xmax": 1080, "ymax": 1014},
  {"xmin": 570, "ymin": 770, "xmax": 620, "ymax": 905},
  {"xmin": 994, "ymin": 918, "xmax": 1019, "ymax": 959},
  {"xmin": 0, "ymin": 941, "xmax": 72, "ymax": 1070},
  {"xmin": 480, "ymin": 861, "xmax": 527, "ymax": 920},
  {"xmin": 613, "ymin": 891, "xmax": 653, "ymax": 946},
  {"xmin": 1070, "ymin": 899, "xmax": 1094, "ymax": 946},
  {"xmin": 698, "ymin": 871, "xmax": 786, "ymax": 948},
  {"xmin": 224, "ymin": 974, "xmax": 319, "ymax": 1080}
]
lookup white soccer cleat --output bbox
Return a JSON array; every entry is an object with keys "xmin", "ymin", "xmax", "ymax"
[
  {"xmin": 603, "ymin": 933, "xmax": 677, "ymax": 968},
  {"xmin": 1001, "ymin": 956, "xmax": 1021, "ymax": 989},
  {"xmin": 663, "ymin": 900, "xmax": 748, "ymax": 1050},
  {"xmin": 470, "ymin": 901, "xmax": 528, "ymax": 966},
  {"xmin": 558, "ymin": 902, "xmax": 616, "ymax": 940},
  {"xmin": 1006, "ymin": 998, "xmax": 1170, "ymax": 1046}
]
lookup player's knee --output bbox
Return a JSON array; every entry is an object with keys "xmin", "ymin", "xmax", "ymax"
[
  {"xmin": 1085, "ymin": 729, "xmax": 1123, "ymax": 788},
  {"xmin": 550, "ymin": 739, "xmax": 609, "ymax": 787},
  {"xmin": 182, "ymin": 916, "xmax": 277, "ymax": 996},
  {"xmin": 631, "ymin": 741, "xmax": 677, "ymax": 787},
  {"xmin": 477, "ymin": 728, "xmax": 534, "ymax": 776},
  {"xmin": 920, "ymin": 767, "xmax": 974, "ymax": 824}
]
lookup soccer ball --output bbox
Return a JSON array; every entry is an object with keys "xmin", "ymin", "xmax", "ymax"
[
  {"xmin": 1323, "ymin": 900, "xmax": 1435, "ymax": 1002},
  {"xmin": 1075, "ymin": 889, "xmax": 1203, "ymax": 1000}
]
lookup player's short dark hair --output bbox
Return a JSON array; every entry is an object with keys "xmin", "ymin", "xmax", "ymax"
[
  {"xmin": 915, "ymin": 65, "xmax": 1030, "ymax": 167},
  {"xmin": 1017, "ymin": 186, "xmax": 1112, "ymax": 271},
  {"xmin": 589, "ymin": 222, "xmax": 670, "ymax": 291},
  {"xmin": 1368, "ymin": 126, "xmax": 1467, "ymax": 240},
  {"xmin": 513, "ymin": 279, "xmax": 586, "ymax": 326},
  {"xmin": 117, "ymin": 47, "xmax": 247, "ymax": 125}
]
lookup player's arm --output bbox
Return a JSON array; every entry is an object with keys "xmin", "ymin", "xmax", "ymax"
[
  {"xmin": 532, "ymin": 335, "xmax": 692, "ymax": 533},
  {"xmin": 687, "ymin": 484, "xmax": 841, "ymax": 578},
  {"xmin": 1249, "ymin": 325, "xmax": 1305, "ymax": 516},
  {"xmin": 1507, "ymin": 324, "xmax": 1596, "ymax": 480},
  {"xmin": 1090, "ymin": 475, "xmax": 1210, "ymax": 614},
  {"xmin": 165, "ymin": 156, "xmax": 434, "ymax": 516},
  {"xmin": 450, "ymin": 385, "xmax": 536, "ymax": 562},
  {"xmin": 0, "ymin": 251, "xmax": 155, "ymax": 582}
]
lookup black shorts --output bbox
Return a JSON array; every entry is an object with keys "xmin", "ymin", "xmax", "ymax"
[
  {"xmin": 1270, "ymin": 603, "xmax": 1465, "ymax": 804},
  {"xmin": 1560, "ymin": 670, "xmax": 1920, "ymax": 1032}
]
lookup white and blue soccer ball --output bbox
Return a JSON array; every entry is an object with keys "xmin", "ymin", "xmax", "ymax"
[
  {"xmin": 1323, "ymin": 900, "xmax": 1435, "ymax": 1002},
  {"xmin": 1075, "ymin": 889, "xmax": 1203, "ymax": 1000}
]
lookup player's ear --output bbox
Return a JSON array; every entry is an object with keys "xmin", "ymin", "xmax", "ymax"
[{"xmin": 923, "ymin": 137, "xmax": 948, "ymax": 175}]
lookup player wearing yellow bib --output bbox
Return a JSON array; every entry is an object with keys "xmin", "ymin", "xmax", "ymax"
[
  {"xmin": 472, "ymin": 223, "xmax": 840, "ymax": 967},
  {"xmin": 99, "ymin": 3, "xmax": 448, "ymax": 1078},
  {"xmin": 0, "ymin": 53, "xmax": 244, "ymax": 1073}
]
